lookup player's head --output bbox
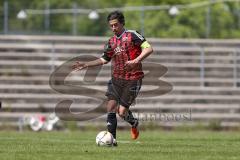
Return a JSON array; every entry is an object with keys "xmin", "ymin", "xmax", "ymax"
[{"xmin": 107, "ymin": 11, "xmax": 125, "ymax": 35}]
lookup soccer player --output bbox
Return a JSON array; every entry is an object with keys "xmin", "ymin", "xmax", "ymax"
[{"xmin": 72, "ymin": 10, "xmax": 153, "ymax": 146}]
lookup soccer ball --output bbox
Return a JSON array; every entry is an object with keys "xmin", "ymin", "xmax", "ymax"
[{"xmin": 96, "ymin": 131, "xmax": 114, "ymax": 146}]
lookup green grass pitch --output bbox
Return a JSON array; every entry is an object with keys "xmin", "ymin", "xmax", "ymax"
[{"xmin": 0, "ymin": 130, "xmax": 240, "ymax": 160}]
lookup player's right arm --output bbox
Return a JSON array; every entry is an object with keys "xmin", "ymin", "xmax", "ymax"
[
  {"xmin": 72, "ymin": 58, "xmax": 108, "ymax": 71},
  {"xmin": 72, "ymin": 39, "xmax": 113, "ymax": 71}
]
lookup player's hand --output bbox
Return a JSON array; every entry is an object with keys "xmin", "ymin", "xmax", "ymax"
[
  {"xmin": 124, "ymin": 59, "xmax": 140, "ymax": 71},
  {"xmin": 72, "ymin": 61, "xmax": 86, "ymax": 71}
]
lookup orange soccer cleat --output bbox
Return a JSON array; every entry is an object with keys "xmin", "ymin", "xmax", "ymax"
[{"xmin": 131, "ymin": 127, "xmax": 139, "ymax": 140}]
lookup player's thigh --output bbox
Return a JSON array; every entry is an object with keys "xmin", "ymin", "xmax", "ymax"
[
  {"xmin": 105, "ymin": 79, "xmax": 121, "ymax": 102},
  {"xmin": 119, "ymin": 79, "xmax": 142, "ymax": 107}
]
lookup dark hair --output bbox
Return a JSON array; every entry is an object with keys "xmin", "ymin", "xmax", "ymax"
[{"xmin": 107, "ymin": 10, "xmax": 125, "ymax": 25}]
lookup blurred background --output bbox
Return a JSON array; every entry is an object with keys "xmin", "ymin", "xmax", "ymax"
[
  {"xmin": 2, "ymin": 0, "xmax": 240, "ymax": 38},
  {"xmin": 0, "ymin": 0, "xmax": 240, "ymax": 131}
]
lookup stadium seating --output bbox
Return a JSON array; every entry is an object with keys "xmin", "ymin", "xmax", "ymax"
[{"xmin": 0, "ymin": 35, "xmax": 240, "ymax": 129}]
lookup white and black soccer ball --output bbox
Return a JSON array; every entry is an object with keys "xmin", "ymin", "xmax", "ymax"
[{"xmin": 96, "ymin": 131, "xmax": 114, "ymax": 146}]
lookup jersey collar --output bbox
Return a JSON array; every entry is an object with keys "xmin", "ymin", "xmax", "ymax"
[{"xmin": 115, "ymin": 29, "xmax": 126, "ymax": 39}]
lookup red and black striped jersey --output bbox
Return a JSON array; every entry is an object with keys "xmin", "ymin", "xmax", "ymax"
[{"xmin": 102, "ymin": 29, "xmax": 146, "ymax": 80}]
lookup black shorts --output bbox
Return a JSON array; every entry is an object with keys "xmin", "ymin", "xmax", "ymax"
[{"xmin": 105, "ymin": 77, "xmax": 142, "ymax": 108}]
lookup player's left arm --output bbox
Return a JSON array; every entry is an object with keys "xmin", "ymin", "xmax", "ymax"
[
  {"xmin": 125, "ymin": 40, "xmax": 153, "ymax": 71},
  {"xmin": 127, "ymin": 31, "xmax": 153, "ymax": 65},
  {"xmin": 134, "ymin": 41, "xmax": 153, "ymax": 63},
  {"xmin": 125, "ymin": 40, "xmax": 153, "ymax": 66}
]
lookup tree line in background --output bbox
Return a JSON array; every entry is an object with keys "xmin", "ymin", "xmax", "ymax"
[{"xmin": 1, "ymin": 0, "xmax": 240, "ymax": 38}]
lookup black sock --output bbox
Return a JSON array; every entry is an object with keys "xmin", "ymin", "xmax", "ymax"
[
  {"xmin": 107, "ymin": 112, "xmax": 117, "ymax": 139},
  {"xmin": 124, "ymin": 110, "xmax": 138, "ymax": 127}
]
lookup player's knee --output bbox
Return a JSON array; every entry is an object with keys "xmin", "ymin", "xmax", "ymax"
[
  {"xmin": 107, "ymin": 105, "xmax": 116, "ymax": 112},
  {"xmin": 107, "ymin": 100, "xmax": 117, "ymax": 112},
  {"xmin": 118, "ymin": 112, "xmax": 125, "ymax": 118},
  {"xmin": 118, "ymin": 110, "xmax": 126, "ymax": 118}
]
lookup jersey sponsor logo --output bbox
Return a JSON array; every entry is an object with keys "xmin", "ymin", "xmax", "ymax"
[{"xmin": 114, "ymin": 46, "xmax": 126, "ymax": 55}]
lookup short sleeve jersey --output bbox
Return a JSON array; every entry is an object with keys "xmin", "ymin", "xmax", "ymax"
[{"xmin": 102, "ymin": 30, "xmax": 146, "ymax": 80}]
